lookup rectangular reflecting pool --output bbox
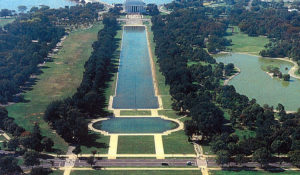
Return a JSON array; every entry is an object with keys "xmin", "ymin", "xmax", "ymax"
[{"xmin": 112, "ymin": 26, "xmax": 159, "ymax": 109}]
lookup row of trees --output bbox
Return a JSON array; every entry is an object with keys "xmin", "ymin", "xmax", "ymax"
[
  {"xmin": 44, "ymin": 15, "xmax": 119, "ymax": 143},
  {"xmin": 0, "ymin": 3, "xmax": 104, "ymax": 104},
  {"xmin": 152, "ymin": 1, "xmax": 300, "ymax": 168}
]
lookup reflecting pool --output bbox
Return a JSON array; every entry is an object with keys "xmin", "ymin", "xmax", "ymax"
[
  {"xmin": 216, "ymin": 53, "xmax": 300, "ymax": 111},
  {"xmin": 112, "ymin": 26, "xmax": 159, "ymax": 109},
  {"xmin": 93, "ymin": 117, "xmax": 178, "ymax": 133}
]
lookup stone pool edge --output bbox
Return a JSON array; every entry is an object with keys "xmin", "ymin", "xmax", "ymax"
[{"xmin": 88, "ymin": 115, "xmax": 184, "ymax": 136}]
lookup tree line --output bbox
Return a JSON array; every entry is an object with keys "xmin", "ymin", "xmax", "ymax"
[
  {"xmin": 44, "ymin": 15, "xmax": 119, "ymax": 144},
  {"xmin": 152, "ymin": 2, "xmax": 300, "ymax": 168},
  {"xmin": 0, "ymin": 3, "xmax": 104, "ymax": 104}
]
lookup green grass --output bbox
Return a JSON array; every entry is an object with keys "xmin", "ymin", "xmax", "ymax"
[
  {"xmin": 6, "ymin": 23, "xmax": 104, "ymax": 152},
  {"xmin": 158, "ymin": 110, "xmax": 180, "ymax": 119},
  {"xmin": 80, "ymin": 131, "xmax": 110, "ymax": 154},
  {"xmin": 211, "ymin": 170, "xmax": 300, "ymax": 175},
  {"xmin": 117, "ymin": 136, "xmax": 155, "ymax": 154},
  {"xmin": 120, "ymin": 110, "xmax": 151, "ymax": 116},
  {"xmin": 226, "ymin": 26, "xmax": 269, "ymax": 55},
  {"xmin": 50, "ymin": 170, "xmax": 64, "ymax": 175},
  {"xmin": 163, "ymin": 130, "xmax": 195, "ymax": 154},
  {"xmin": 0, "ymin": 18, "xmax": 15, "ymax": 27},
  {"xmin": 234, "ymin": 128, "xmax": 256, "ymax": 139},
  {"xmin": 145, "ymin": 23, "xmax": 170, "ymax": 96},
  {"xmin": 202, "ymin": 145, "xmax": 213, "ymax": 155},
  {"xmin": 71, "ymin": 170, "xmax": 202, "ymax": 175}
]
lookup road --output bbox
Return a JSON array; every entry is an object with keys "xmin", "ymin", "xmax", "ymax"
[{"xmin": 75, "ymin": 159, "xmax": 197, "ymax": 167}]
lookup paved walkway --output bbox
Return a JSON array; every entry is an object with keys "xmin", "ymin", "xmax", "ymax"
[
  {"xmin": 154, "ymin": 135, "xmax": 165, "ymax": 159},
  {"xmin": 108, "ymin": 135, "xmax": 118, "ymax": 159},
  {"xmin": 63, "ymin": 146, "xmax": 76, "ymax": 175}
]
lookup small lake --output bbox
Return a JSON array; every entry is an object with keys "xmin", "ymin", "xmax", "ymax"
[
  {"xmin": 112, "ymin": 26, "xmax": 159, "ymax": 109},
  {"xmin": 216, "ymin": 53, "xmax": 300, "ymax": 111},
  {"xmin": 93, "ymin": 117, "xmax": 178, "ymax": 133},
  {"xmin": 0, "ymin": 0, "xmax": 76, "ymax": 11}
]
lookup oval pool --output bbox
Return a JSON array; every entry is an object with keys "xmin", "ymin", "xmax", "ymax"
[{"xmin": 92, "ymin": 117, "xmax": 179, "ymax": 134}]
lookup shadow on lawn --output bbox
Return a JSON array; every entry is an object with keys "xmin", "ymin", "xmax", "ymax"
[{"xmin": 80, "ymin": 132, "xmax": 108, "ymax": 149}]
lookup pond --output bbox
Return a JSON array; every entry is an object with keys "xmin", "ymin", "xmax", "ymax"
[
  {"xmin": 112, "ymin": 26, "xmax": 159, "ymax": 109},
  {"xmin": 216, "ymin": 53, "xmax": 300, "ymax": 111},
  {"xmin": 93, "ymin": 117, "xmax": 178, "ymax": 134},
  {"xmin": 0, "ymin": 0, "xmax": 76, "ymax": 11}
]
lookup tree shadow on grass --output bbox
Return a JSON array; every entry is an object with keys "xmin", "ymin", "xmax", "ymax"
[{"xmin": 80, "ymin": 132, "xmax": 108, "ymax": 149}]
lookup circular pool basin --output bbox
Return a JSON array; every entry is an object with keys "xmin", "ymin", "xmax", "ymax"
[{"xmin": 92, "ymin": 117, "xmax": 179, "ymax": 134}]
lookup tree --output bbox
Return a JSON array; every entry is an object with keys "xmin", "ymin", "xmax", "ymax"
[
  {"xmin": 18, "ymin": 5, "xmax": 27, "ymax": 13},
  {"xmin": 216, "ymin": 150, "xmax": 230, "ymax": 167},
  {"xmin": 72, "ymin": 145, "xmax": 81, "ymax": 157},
  {"xmin": 283, "ymin": 74, "xmax": 290, "ymax": 81},
  {"xmin": 7, "ymin": 138, "xmax": 19, "ymax": 151},
  {"xmin": 0, "ymin": 156, "xmax": 22, "ymax": 174},
  {"xmin": 42, "ymin": 137, "xmax": 54, "ymax": 152},
  {"xmin": 91, "ymin": 150, "xmax": 97, "ymax": 156},
  {"xmin": 0, "ymin": 9, "xmax": 12, "ymax": 18},
  {"xmin": 86, "ymin": 156, "xmax": 95, "ymax": 167},
  {"xmin": 252, "ymin": 147, "xmax": 272, "ymax": 168},
  {"xmin": 234, "ymin": 154, "xmax": 247, "ymax": 165},
  {"xmin": 30, "ymin": 167, "xmax": 52, "ymax": 175},
  {"xmin": 24, "ymin": 151, "xmax": 40, "ymax": 167},
  {"xmin": 288, "ymin": 150, "xmax": 300, "ymax": 167}
]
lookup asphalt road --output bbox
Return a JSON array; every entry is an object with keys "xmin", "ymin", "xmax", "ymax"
[{"xmin": 75, "ymin": 159, "xmax": 198, "ymax": 167}]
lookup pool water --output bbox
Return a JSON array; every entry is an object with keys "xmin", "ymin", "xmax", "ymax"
[
  {"xmin": 93, "ymin": 117, "xmax": 178, "ymax": 133},
  {"xmin": 216, "ymin": 53, "xmax": 300, "ymax": 111},
  {"xmin": 112, "ymin": 26, "xmax": 159, "ymax": 109}
]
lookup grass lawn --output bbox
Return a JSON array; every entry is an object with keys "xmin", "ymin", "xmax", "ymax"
[
  {"xmin": 117, "ymin": 136, "xmax": 155, "ymax": 154},
  {"xmin": 6, "ymin": 23, "xmax": 104, "ymax": 152},
  {"xmin": 158, "ymin": 110, "xmax": 180, "ymax": 119},
  {"xmin": 0, "ymin": 18, "xmax": 15, "ymax": 27},
  {"xmin": 226, "ymin": 26, "xmax": 269, "ymax": 55},
  {"xmin": 120, "ymin": 110, "xmax": 151, "ymax": 116},
  {"xmin": 210, "ymin": 170, "xmax": 300, "ymax": 175},
  {"xmin": 50, "ymin": 170, "xmax": 64, "ymax": 175},
  {"xmin": 145, "ymin": 23, "xmax": 170, "ymax": 96},
  {"xmin": 0, "ymin": 135, "xmax": 7, "ymax": 141},
  {"xmin": 71, "ymin": 170, "xmax": 202, "ymax": 175},
  {"xmin": 80, "ymin": 131, "xmax": 110, "ymax": 154},
  {"xmin": 163, "ymin": 130, "xmax": 195, "ymax": 154}
]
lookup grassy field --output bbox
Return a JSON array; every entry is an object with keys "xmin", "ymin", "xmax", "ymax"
[
  {"xmin": 117, "ymin": 136, "xmax": 155, "ymax": 154},
  {"xmin": 50, "ymin": 170, "xmax": 64, "ymax": 175},
  {"xmin": 163, "ymin": 130, "xmax": 195, "ymax": 154},
  {"xmin": 120, "ymin": 110, "xmax": 151, "ymax": 116},
  {"xmin": 211, "ymin": 170, "xmax": 300, "ymax": 175},
  {"xmin": 0, "ymin": 18, "xmax": 15, "ymax": 27},
  {"xmin": 226, "ymin": 26, "xmax": 269, "ymax": 55},
  {"xmin": 6, "ymin": 23, "xmax": 104, "ymax": 152},
  {"xmin": 71, "ymin": 170, "xmax": 202, "ymax": 175}
]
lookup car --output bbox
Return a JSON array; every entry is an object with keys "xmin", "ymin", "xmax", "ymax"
[
  {"xmin": 161, "ymin": 162, "xmax": 169, "ymax": 166},
  {"xmin": 186, "ymin": 161, "xmax": 192, "ymax": 166}
]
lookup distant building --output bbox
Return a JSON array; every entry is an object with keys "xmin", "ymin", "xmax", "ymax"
[{"xmin": 124, "ymin": 0, "xmax": 146, "ymax": 13}]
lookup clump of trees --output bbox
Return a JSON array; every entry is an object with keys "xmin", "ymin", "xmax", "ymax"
[
  {"xmin": 44, "ymin": 15, "xmax": 119, "ymax": 143},
  {"xmin": 152, "ymin": 3, "xmax": 300, "ymax": 168},
  {"xmin": 0, "ymin": 3, "xmax": 104, "ymax": 104}
]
